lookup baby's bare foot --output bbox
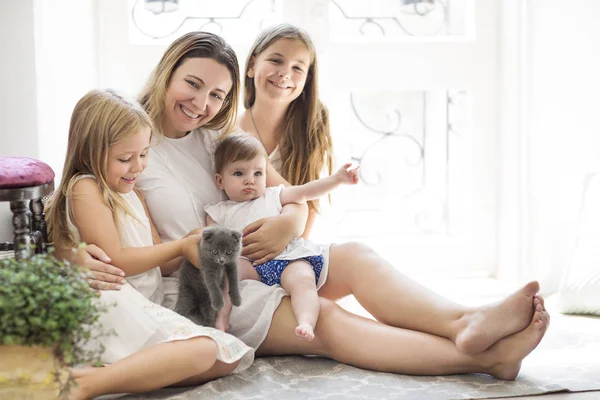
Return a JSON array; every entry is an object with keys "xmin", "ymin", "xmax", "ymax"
[
  {"xmin": 295, "ymin": 323, "xmax": 315, "ymax": 341},
  {"xmin": 456, "ymin": 281, "xmax": 539, "ymax": 354},
  {"xmin": 486, "ymin": 303, "xmax": 549, "ymax": 380}
]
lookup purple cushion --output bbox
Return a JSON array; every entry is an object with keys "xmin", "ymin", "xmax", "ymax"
[{"xmin": 0, "ymin": 156, "xmax": 55, "ymax": 189}]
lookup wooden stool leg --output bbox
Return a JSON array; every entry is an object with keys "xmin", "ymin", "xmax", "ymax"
[
  {"xmin": 10, "ymin": 200, "xmax": 31, "ymax": 259},
  {"xmin": 30, "ymin": 198, "xmax": 47, "ymax": 253}
]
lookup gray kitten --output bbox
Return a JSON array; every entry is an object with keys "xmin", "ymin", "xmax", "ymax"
[{"xmin": 175, "ymin": 226, "xmax": 242, "ymax": 327}]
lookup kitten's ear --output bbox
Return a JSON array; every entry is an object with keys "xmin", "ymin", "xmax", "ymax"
[
  {"xmin": 202, "ymin": 229, "xmax": 214, "ymax": 243},
  {"xmin": 231, "ymin": 230, "xmax": 242, "ymax": 242}
]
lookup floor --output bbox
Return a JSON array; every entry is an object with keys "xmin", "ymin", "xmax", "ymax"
[
  {"xmin": 498, "ymin": 393, "xmax": 599, "ymax": 399},
  {"xmin": 337, "ymin": 276, "xmax": 600, "ymax": 400}
]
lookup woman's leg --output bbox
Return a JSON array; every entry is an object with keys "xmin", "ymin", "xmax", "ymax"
[
  {"xmin": 320, "ymin": 242, "xmax": 540, "ymax": 354},
  {"xmin": 258, "ymin": 297, "xmax": 549, "ymax": 379},
  {"xmin": 280, "ymin": 260, "xmax": 319, "ymax": 341},
  {"xmin": 69, "ymin": 337, "xmax": 233, "ymax": 400}
]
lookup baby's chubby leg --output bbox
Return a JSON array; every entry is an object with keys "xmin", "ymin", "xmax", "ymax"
[
  {"xmin": 237, "ymin": 257, "xmax": 260, "ymax": 281},
  {"xmin": 280, "ymin": 261, "xmax": 319, "ymax": 341}
]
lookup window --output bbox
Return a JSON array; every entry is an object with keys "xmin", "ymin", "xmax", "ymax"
[{"xmin": 100, "ymin": 0, "xmax": 496, "ymax": 277}]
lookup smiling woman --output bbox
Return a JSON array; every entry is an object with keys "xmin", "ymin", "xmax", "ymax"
[{"xmin": 162, "ymin": 58, "xmax": 233, "ymax": 139}]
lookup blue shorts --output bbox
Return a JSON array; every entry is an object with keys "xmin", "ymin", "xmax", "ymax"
[{"xmin": 254, "ymin": 255, "xmax": 324, "ymax": 286}]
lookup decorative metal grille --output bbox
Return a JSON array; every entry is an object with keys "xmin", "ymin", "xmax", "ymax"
[
  {"xmin": 130, "ymin": 0, "xmax": 281, "ymax": 42},
  {"xmin": 328, "ymin": 0, "xmax": 467, "ymax": 39},
  {"xmin": 328, "ymin": 90, "xmax": 466, "ymax": 237}
]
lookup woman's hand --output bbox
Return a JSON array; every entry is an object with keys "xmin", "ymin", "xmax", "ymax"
[
  {"xmin": 242, "ymin": 215, "xmax": 296, "ymax": 265},
  {"xmin": 73, "ymin": 244, "xmax": 126, "ymax": 291},
  {"xmin": 181, "ymin": 234, "xmax": 202, "ymax": 268}
]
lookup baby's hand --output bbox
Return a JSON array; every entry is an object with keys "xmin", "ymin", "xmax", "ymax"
[{"xmin": 335, "ymin": 163, "xmax": 360, "ymax": 185}]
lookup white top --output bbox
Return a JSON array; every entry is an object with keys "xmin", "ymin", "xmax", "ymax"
[
  {"xmin": 205, "ymin": 185, "xmax": 322, "ymax": 260},
  {"xmin": 66, "ymin": 175, "xmax": 164, "ymax": 303},
  {"xmin": 138, "ymin": 129, "xmax": 223, "ymax": 241},
  {"xmin": 137, "ymin": 128, "xmax": 330, "ymax": 350}
]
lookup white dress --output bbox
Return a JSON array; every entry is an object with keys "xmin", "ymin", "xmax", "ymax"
[
  {"xmin": 66, "ymin": 175, "xmax": 254, "ymax": 370},
  {"xmin": 137, "ymin": 129, "xmax": 331, "ymax": 349}
]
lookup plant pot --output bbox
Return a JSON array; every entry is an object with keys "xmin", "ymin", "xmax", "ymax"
[{"xmin": 0, "ymin": 345, "xmax": 67, "ymax": 399}]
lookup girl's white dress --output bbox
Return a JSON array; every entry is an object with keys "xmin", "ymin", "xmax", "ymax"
[{"xmin": 66, "ymin": 175, "xmax": 254, "ymax": 371}]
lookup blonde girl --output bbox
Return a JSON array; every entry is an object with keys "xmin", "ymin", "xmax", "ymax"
[{"xmin": 46, "ymin": 89, "xmax": 253, "ymax": 400}]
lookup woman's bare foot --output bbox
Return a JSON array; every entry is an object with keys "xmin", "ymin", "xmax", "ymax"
[
  {"xmin": 456, "ymin": 281, "xmax": 540, "ymax": 354},
  {"xmin": 484, "ymin": 302, "xmax": 549, "ymax": 380},
  {"xmin": 295, "ymin": 323, "xmax": 315, "ymax": 341}
]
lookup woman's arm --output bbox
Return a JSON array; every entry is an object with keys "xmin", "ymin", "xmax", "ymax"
[
  {"xmin": 54, "ymin": 243, "xmax": 126, "ymax": 291},
  {"xmin": 241, "ymin": 161, "xmax": 308, "ymax": 264},
  {"xmin": 302, "ymin": 210, "xmax": 318, "ymax": 240},
  {"xmin": 71, "ymin": 178, "xmax": 200, "ymax": 277}
]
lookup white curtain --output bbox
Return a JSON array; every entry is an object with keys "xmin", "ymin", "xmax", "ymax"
[{"xmin": 498, "ymin": 0, "xmax": 600, "ymax": 294}]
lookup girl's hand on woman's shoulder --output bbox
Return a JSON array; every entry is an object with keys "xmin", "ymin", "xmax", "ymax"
[
  {"xmin": 73, "ymin": 244, "xmax": 126, "ymax": 291},
  {"xmin": 241, "ymin": 215, "xmax": 295, "ymax": 265}
]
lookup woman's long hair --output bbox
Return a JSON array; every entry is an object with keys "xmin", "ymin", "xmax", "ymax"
[
  {"xmin": 45, "ymin": 89, "xmax": 153, "ymax": 250},
  {"xmin": 138, "ymin": 31, "xmax": 240, "ymax": 136},
  {"xmin": 244, "ymin": 24, "xmax": 333, "ymax": 213}
]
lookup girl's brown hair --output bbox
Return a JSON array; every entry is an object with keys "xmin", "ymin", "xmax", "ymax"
[
  {"xmin": 45, "ymin": 89, "xmax": 154, "ymax": 250},
  {"xmin": 243, "ymin": 24, "xmax": 333, "ymax": 212},
  {"xmin": 138, "ymin": 31, "xmax": 240, "ymax": 136}
]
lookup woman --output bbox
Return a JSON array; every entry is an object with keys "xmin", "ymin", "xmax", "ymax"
[{"xmin": 84, "ymin": 27, "xmax": 549, "ymax": 383}]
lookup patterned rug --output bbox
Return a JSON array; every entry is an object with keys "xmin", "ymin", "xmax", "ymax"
[{"xmin": 119, "ymin": 311, "xmax": 600, "ymax": 400}]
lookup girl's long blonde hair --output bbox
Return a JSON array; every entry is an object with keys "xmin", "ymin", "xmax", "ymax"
[
  {"xmin": 244, "ymin": 24, "xmax": 333, "ymax": 212},
  {"xmin": 138, "ymin": 31, "xmax": 240, "ymax": 136},
  {"xmin": 45, "ymin": 89, "xmax": 154, "ymax": 250}
]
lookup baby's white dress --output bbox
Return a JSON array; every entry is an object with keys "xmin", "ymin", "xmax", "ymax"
[{"xmin": 66, "ymin": 175, "xmax": 254, "ymax": 371}]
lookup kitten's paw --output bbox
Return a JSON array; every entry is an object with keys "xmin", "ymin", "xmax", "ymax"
[
  {"xmin": 230, "ymin": 293, "xmax": 242, "ymax": 307},
  {"xmin": 211, "ymin": 297, "xmax": 224, "ymax": 311}
]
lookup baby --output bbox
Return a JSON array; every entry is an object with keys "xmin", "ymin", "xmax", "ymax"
[{"xmin": 205, "ymin": 133, "xmax": 359, "ymax": 340}]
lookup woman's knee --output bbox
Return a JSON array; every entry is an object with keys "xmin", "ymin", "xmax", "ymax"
[{"xmin": 332, "ymin": 241, "xmax": 378, "ymax": 264}]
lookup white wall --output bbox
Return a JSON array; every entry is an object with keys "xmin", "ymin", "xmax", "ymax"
[
  {"xmin": 0, "ymin": 0, "xmax": 97, "ymax": 242},
  {"xmin": 0, "ymin": 0, "xmax": 40, "ymax": 241},
  {"xmin": 526, "ymin": 0, "xmax": 600, "ymax": 290}
]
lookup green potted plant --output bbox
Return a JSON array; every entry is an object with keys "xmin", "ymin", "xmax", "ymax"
[{"xmin": 0, "ymin": 250, "xmax": 109, "ymax": 399}]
